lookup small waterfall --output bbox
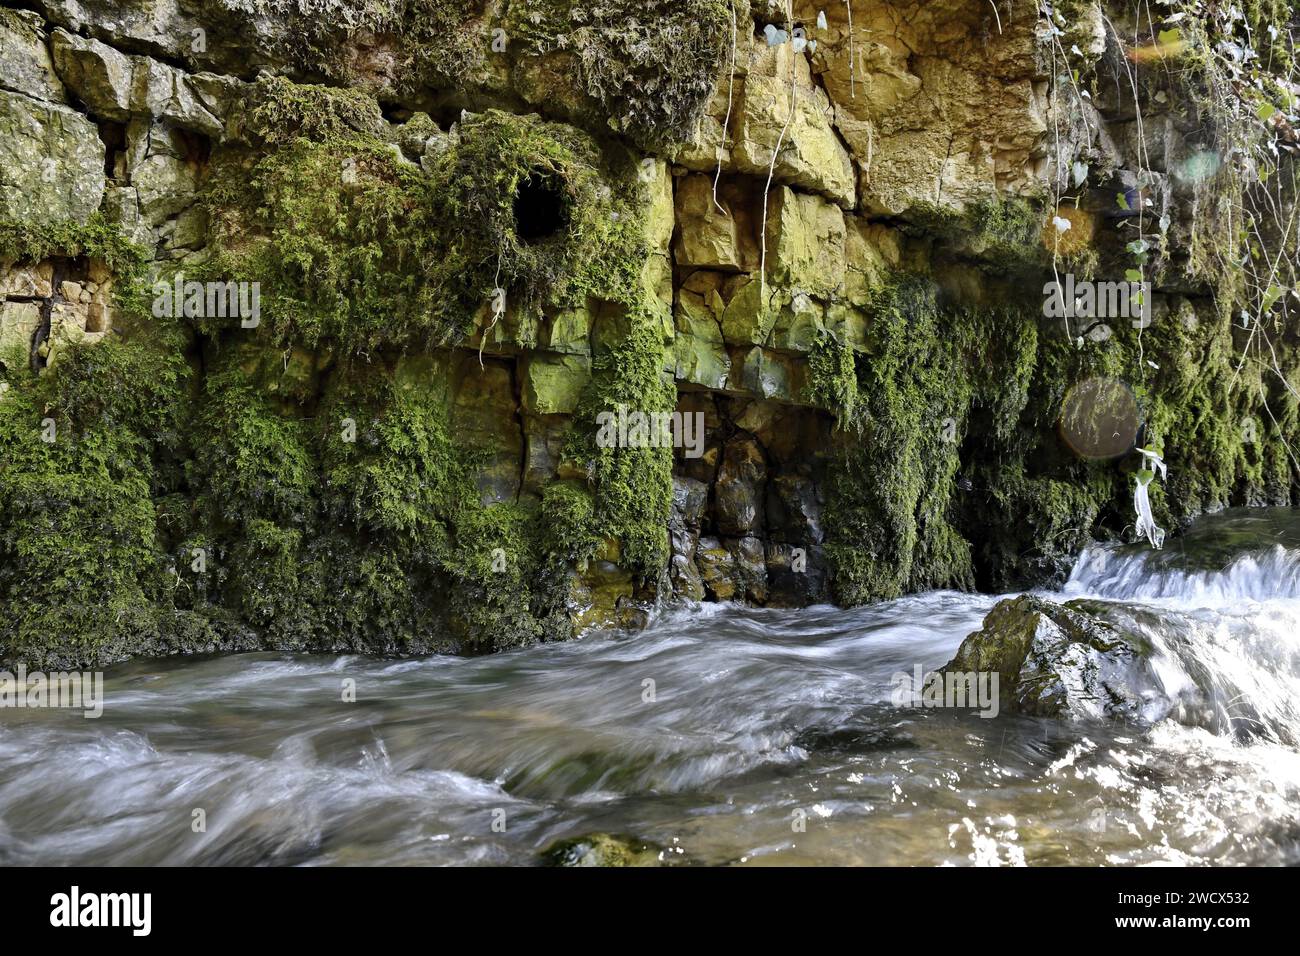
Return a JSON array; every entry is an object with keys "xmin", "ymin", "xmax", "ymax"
[
  {"xmin": 1062, "ymin": 542, "xmax": 1300, "ymax": 604},
  {"xmin": 1054, "ymin": 523, "xmax": 1300, "ymax": 746}
]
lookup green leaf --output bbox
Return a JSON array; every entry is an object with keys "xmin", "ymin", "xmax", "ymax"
[
  {"xmin": 1116, "ymin": 192, "xmax": 1131, "ymax": 211},
  {"xmin": 1258, "ymin": 101, "xmax": 1277, "ymax": 121},
  {"xmin": 1262, "ymin": 285, "xmax": 1284, "ymax": 311},
  {"xmin": 1125, "ymin": 268, "xmax": 1144, "ymax": 282}
]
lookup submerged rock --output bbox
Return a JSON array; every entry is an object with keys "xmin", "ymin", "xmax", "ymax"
[
  {"xmin": 943, "ymin": 595, "xmax": 1161, "ymax": 722},
  {"xmin": 541, "ymin": 832, "xmax": 668, "ymax": 867}
]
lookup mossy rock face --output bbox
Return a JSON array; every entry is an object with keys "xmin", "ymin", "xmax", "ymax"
[
  {"xmin": 5, "ymin": 1, "xmax": 1300, "ymax": 668},
  {"xmin": 943, "ymin": 595, "xmax": 1158, "ymax": 722},
  {"xmin": 506, "ymin": 0, "xmax": 736, "ymax": 151},
  {"xmin": 540, "ymin": 832, "xmax": 668, "ymax": 867},
  {"xmin": 422, "ymin": 108, "xmax": 649, "ymax": 335}
]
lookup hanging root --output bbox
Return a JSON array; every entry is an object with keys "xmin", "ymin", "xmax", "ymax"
[
  {"xmin": 846, "ymin": 0, "xmax": 855, "ymax": 99},
  {"xmin": 760, "ymin": 17, "xmax": 799, "ymax": 303},
  {"xmin": 713, "ymin": 0, "xmax": 738, "ymax": 213}
]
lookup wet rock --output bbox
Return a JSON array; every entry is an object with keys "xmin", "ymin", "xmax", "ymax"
[
  {"xmin": 726, "ymin": 346, "xmax": 803, "ymax": 403},
  {"xmin": 568, "ymin": 562, "xmax": 644, "ymax": 633},
  {"xmin": 669, "ymin": 552, "xmax": 705, "ymax": 602},
  {"xmin": 541, "ymin": 304, "xmax": 593, "ymax": 356},
  {"xmin": 541, "ymin": 832, "xmax": 668, "ymax": 867},
  {"xmin": 731, "ymin": 41, "xmax": 855, "ymax": 206},
  {"xmin": 451, "ymin": 355, "xmax": 522, "ymax": 505},
  {"xmin": 843, "ymin": 220, "xmax": 905, "ymax": 308},
  {"xmin": 765, "ymin": 542, "xmax": 828, "ymax": 607},
  {"xmin": 770, "ymin": 292, "xmax": 825, "ymax": 353},
  {"xmin": 767, "ymin": 473, "xmax": 823, "ymax": 544},
  {"xmin": 669, "ymin": 476, "xmax": 709, "ymax": 532},
  {"xmin": 673, "ymin": 270, "xmax": 731, "ymax": 389},
  {"xmin": 673, "ymin": 393, "xmax": 722, "ymax": 485},
  {"xmin": 719, "ymin": 274, "xmax": 775, "ymax": 348},
  {"xmin": 727, "ymin": 535, "xmax": 767, "ymax": 603},
  {"xmin": 522, "ymin": 415, "xmax": 567, "ymax": 497},
  {"xmin": 715, "ymin": 437, "xmax": 766, "ymax": 536},
  {"xmin": 673, "ymin": 174, "xmax": 758, "ymax": 271},
  {"xmin": 696, "ymin": 535, "xmax": 738, "ymax": 601},
  {"xmin": 943, "ymin": 595, "xmax": 1159, "ymax": 722}
]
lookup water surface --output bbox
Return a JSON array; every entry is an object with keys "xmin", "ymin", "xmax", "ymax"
[{"xmin": 3, "ymin": 509, "xmax": 1299, "ymax": 866}]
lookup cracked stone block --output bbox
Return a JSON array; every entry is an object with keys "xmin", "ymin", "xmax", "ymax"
[
  {"xmin": 0, "ymin": 300, "xmax": 41, "ymax": 374},
  {"xmin": 0, "ymin": 8, "xmax": 66, "ymax": 103},
  {"xmin": 0, "ymin": 88, "xmax": 105, "ymax": 222}
]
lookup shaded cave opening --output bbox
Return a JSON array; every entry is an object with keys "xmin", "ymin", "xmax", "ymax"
[{"xmin": 513, "ymin": 172, "xmax": 570, "ymax": 244}]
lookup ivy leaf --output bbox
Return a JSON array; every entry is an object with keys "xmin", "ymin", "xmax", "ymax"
[
  {"xmin": 1258, "ymin": 101, "xmax": 1277, "ymax": 121},
  {"xmin": 1116, "ymin": 192, "xmax": 1131, "ymax": 211},
  {"xmin": 1125, "ymin": 268, "xmax": 1144, "ymax": 283},
  {"xmin": 1262, "ymin": 284, "xmax": 1284, "ymax": 311}
]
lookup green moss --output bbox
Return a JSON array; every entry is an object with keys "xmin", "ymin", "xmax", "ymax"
[
  {"xmin": 401, "ymin": 0, "xmax": 492, "ymax": 93},
  {"xmin": 805, "ymin": 328, "xmax": 858, "ymax": 427},
  {"xmin": 245, "ymin": 74, "xmax": 388, "ymax": 148},
  {"xmin": 506, "ymin": 0, "xmax": 736, "ymax": 150},
  {"xmin": 182, "ymin": 353, "xmax": 571, "ymax": 653},
  {"xmin": 818, "ymin": 278, "xmax": 976, "ymax": 603},
  {"xmin": 0, "ymin": 213, "xmax": 150, "ymax": 317},
  {"xmin": 203, "ymin": 131, "xmax": 442, "ymax": 353},
  {"xmin": 235, "ymin": 2, "xmax": 491, "ymax": 93},
  {"xmin": 424, "ymin": 109, "xmax": 647, "ymax": 335},
  {"xmin": 908, "ymin": 196, "xmax": 1048, "ymax": 272},
  {"xmin": 0, "ymin": 333, "xmax": 214, "ymax": 667},
  {"xmin": 540, "ymin": 481, "xmax": 602, "ymax": 568},
  {"xmin": 0, "ymin": 219, "xmax": 236, "ymax": 668},
  {"xmin": 206, "ymin": 95, "xmax": 648, "ymax": 355},
  {"xmin": 564, "ymin": 319, "xmax": 675, "ymax": 579}
]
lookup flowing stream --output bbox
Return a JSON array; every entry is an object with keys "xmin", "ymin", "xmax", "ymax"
[{"xmin": 3, "ymin": 508, "xmax": 1300, "ymax": 866}]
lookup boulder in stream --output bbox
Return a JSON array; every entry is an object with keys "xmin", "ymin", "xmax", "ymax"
[{"xmin": 943, "ymin": 595, "xmax": 1160, "ymax": 722}]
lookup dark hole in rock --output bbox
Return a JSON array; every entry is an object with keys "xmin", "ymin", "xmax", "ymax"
[
  {"xmin": 513, "ymin": 173, "xmax": 569, "ymax": 244},
  {"xmin": 97, "ymin": 119, "xmax": 127, "ymax": 179}
]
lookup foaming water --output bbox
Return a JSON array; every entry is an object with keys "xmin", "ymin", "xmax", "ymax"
[
  {"xmin": 2, "ymin": 510, "xmax": 1300, "ymax": 866},
  {"xmin": 1063, "ymin": 507, "xmax": 1300, "ymax": 603}
]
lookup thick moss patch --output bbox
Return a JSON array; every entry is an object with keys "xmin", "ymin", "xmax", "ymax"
[{"xmin": 507, "ymin": 0, "xmax": 736, "ymax": 150}]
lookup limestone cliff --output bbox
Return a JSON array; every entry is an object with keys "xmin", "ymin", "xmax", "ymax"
[{"xmin": 2, "ymin": 1, "xmax": 1298, "ymax": 667}]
